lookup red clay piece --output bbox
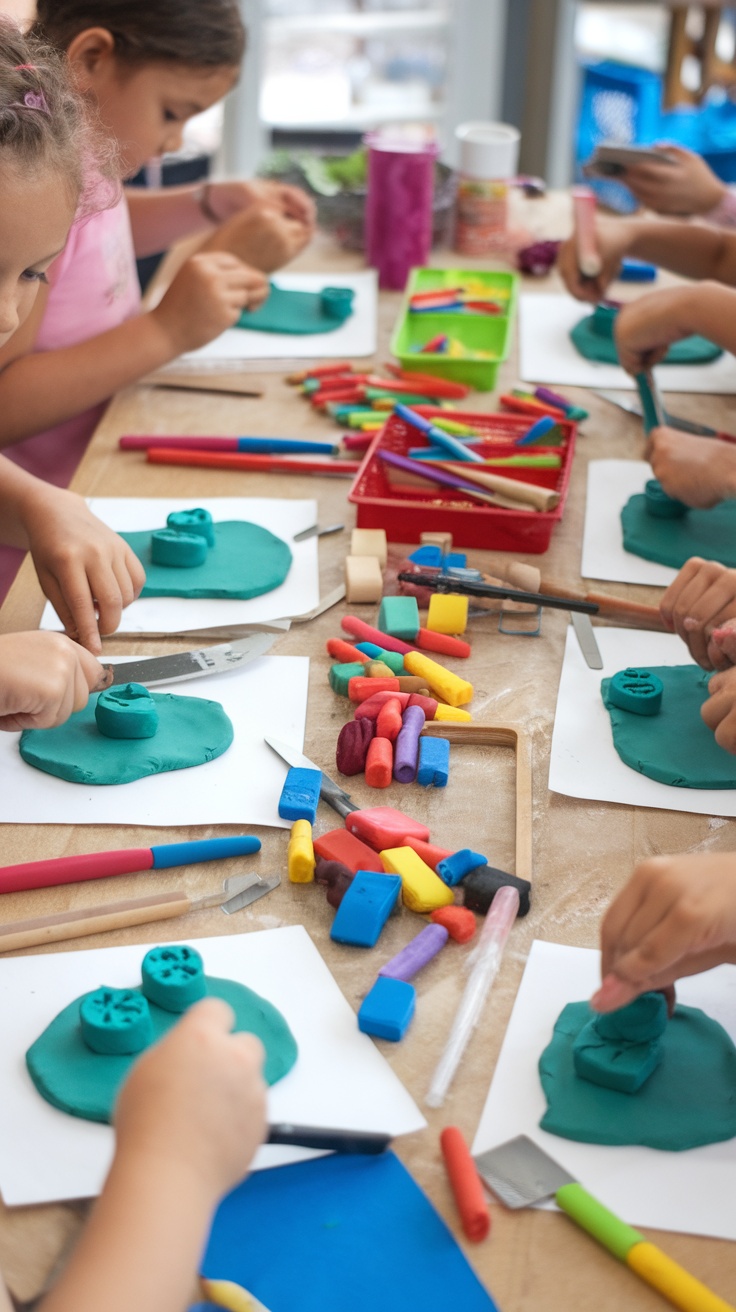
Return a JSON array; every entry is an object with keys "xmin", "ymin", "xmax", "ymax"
[
  {"xmin": 341, "ymin": 616, "xmax": 415, "ymax": 656},
  {"xmin": 376, "ymin": 697, "xmax": 403, "ymax": 742},
  {"xmin": 365, "ymin": 737, "xmax": 393, "ymax": 789},
  {"xmin": 440, "ymin": 1126, "xmax": 490, "ymax": 1242},
  {"xmin": 336, "ymin": 717, "xmax": 375, "ymax": 776},
  {"xmin": 313, "ymin": 828, "xmax": 384, "ymax": 872},
  {"xmin": 327, "ymin": 638, "xmax": 369, "ymax": 664},
  {"xmin": 416, "ymin": 629, "xmax": 471, "ymax": 659},
  {"xmin": 406, "ymin": 837, "xmax": 454, "ymax": 871},
  {"xmin": 355, "ymin": 691, "xmax": 412, "ymax": 720},
  {"xmin": 407, "ymin": 693, "xmax": 439, "ymax": 719},
  {"xmin": 349, "ymin": 676, "xmax": 400, "ymax": 702},
  {"xmin": 314, "ymin": 858, "xmax": 355, "ymax": 909},
  {"xmin": 431, "ymin": 905, "xmax": 477, "ymax": 943}
]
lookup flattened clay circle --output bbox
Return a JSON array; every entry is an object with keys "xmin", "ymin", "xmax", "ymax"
[
  {"xmin": 121, "ymin": 521, "xmax": 293, "ymax": 600},
  {"xmin": 601, "ymin": 665, "xmax": 736, "ymax": 789},
  {"xmin": 27, "ymin": 972, "xmax": 298, "ymax": 1123},
  {"xmin": 19, "ymin": 691, "xmax": 233, "ymax": 785},
  {"xmin": 621, "ymin": 493, "xmax": 736, "ymax": 569},
  {"xmin": 570, "ymin": 313, "xmax": 722, "ymax": 366},
  {"xmin": 539, "ymin": 999, "xmax": 736, "ymax": 1150}
]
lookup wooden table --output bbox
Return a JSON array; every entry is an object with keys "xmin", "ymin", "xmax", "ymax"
[{"xmin": 1, "ymin": 198, "xmax": 735, "ymax": 1310}]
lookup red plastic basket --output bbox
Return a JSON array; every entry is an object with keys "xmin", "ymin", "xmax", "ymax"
[{"xmin": 347, "ymin": 408, "xmax": 577, "ymax": 553}]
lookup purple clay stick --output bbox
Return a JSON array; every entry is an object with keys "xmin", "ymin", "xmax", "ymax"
[
  {"xmin": 393, "ymin": 704, "xmax": 426, "ymax": 783},
  {"xmin": 379, "ymin": 923, "xmax": 450, "ymax": 981}
]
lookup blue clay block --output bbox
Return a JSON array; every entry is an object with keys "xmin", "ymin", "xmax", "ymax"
[
  {"xmin": 141, "ymin": 944, "xmax": 206, "ymax": 1013},
  {"xmin": 408, "ymin": 545, "xmax": 443, "ymax": 567},
  {"xmin": 416, "ymin": 735, "xmax": 450, "ymax": 787},
  {"xmin": 437, "ymin": 848, "xmax": 487, "ymax": 886},
  {"xmin": 443, "ymin": 552, "xmax": 467, "ymax": 568},
  {"xmin": 377, "ymin": 595, "xmax": 420, "ymax": 641},
  {"xmin": 330, "ymin": 871, "xmax": 401, "ymax": 948},
  {"xmin": 358, "ymin": 977, "xmax": 415, "ymax": 1041},
  {"xmin": 278, "ymin": 767, "xmax": 322, "ymax": 823},
  {"xmin": 355, "ymin": 642, "xmax": 384, "ymax": 659}
]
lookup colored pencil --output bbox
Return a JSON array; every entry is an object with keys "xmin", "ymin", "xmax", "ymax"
[{"xmin": 146, "ymin": 449, "xmax": 361, "ymax": 475}]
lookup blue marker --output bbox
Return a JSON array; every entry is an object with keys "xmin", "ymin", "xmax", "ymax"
[{"xmin": 395, "ymin": 404, "xmax": 485, "ymax": 464}]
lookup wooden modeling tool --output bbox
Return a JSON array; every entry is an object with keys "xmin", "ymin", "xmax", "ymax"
[
  {"xmin": 474, "ymin": 1136, "xmax": 733, "ymax": 1312},
  {"xmin": 572, "ymin": 186, "xmax": 602, "ymax": 278},
  {"xmin": 379, "ymin": 451, "xmax": 534, "ymax": 511},
  {"xmin": 145, "ymin": 374, "xmax": 263, "ymax": 398},
  {"xmin": 425, "ymin": 461, "xmax": 560, "ymax": 511},
  {"xmin": 0, "ymin": 875, "xmax": 281, "ymax": 954}
]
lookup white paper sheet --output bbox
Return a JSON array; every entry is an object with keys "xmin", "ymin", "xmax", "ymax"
[
  {"xmin": 0, "ymin": 927, "xmax": 426, "ymax": 1207},
  {"xmin": 581, "ymin": 460, "xmax": 677, "ymax": 586},
  {"xmin": 0, "ymin": 654, "xmax": 309, "ymax": 829},
  {"xmin": 39, "ymin": 498, "xmax": 319, "ymax": 634},
  {"xmin": 519, "ymin": 293, "xmax": 736, "ymax": 393},
  {"xmin": 472, "ymin": 939, "xmax": 736, "ymax": 1240},
  {"xmin": 550, "ymin": 625, "xmax": 736, "ymax": 816},
  {"xmin": 174, "ymin": 272, "xmax": 377, "ymax": 363}
]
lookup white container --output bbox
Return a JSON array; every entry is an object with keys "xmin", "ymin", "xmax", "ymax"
[
  {"xmin": 454, "ymin": 122, "xmax": 521, "ymax": 253},
  {"xmin": 456, "ymin": 121, "xmax": 520, "ymax": 180}
]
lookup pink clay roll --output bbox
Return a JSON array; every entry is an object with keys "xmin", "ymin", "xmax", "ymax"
[{"xmin": 376, "ymin": 696, "xmax": 403, "ymax": 742}]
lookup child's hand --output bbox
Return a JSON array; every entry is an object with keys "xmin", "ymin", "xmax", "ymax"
[
  {"xmin": 614, "ymin": 285, "xmax": 697, "ymax": 373},
  {"xmin": 21, "ymin": 487, "xmax": 146, "ymax": 655},
  {"xmin": 646, "ymin": 427, "xmax": 736, "ymax": 508},
  {"xmin": 114, "ymin": 997, "xmax": 267, "ymax": 1202},
  {"xmin": 152, "ymin": 252, "xmax": 270, "ymax": 356},
  {"xmin": 0, "ymin": 631, "xmax": 108, "ymax": 731},
  {"xmin": 701, "ymin": 665, "xmax": 736, "ymax": 751},
  {"xmin": 201, "ymin": 205, "xmax": 312, "ymax": 273},
  {"xmin": 204, "ymin": 179, "xmax": 317, "ymax": 229},
  {"xmin": 557, "ymin": 216, "xmax": 635, "ymax": 302},
  {"xmin": 660, "ymin": 557, "xmax": 736, "ymax": 669},
  {"xmin": 591, "ymin": 853, "xmax": 736, "ymax": 1012},
  {"xmin": 623, "ymin": 145, "xmax": 727, "ymax": 217}
]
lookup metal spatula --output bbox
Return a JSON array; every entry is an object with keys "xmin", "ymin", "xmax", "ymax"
[{"xmin": 474, "ymin": 1136, "xmax": 732, "ymax": 1311}]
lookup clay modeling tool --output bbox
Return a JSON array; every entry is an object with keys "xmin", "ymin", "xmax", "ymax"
[
  {"xmin": 394, "ymin": 404, "xmax": 485, "ymax": 463},
  {"xmin": 266, "ymin": 1124, "xmax": 390, "ymax": 1154},
  {"xmin": 635, "ymin": 368, "xmax": 666, "ymax": 435},
  {"xmin": 398, "ymin": 571, "xmax": 599, "ymax": 616},
  {"xmin": 146, "ymin": 448, "xmax": 361, "ymax": 477},
  {"xmin": 379, "ymin": 451, "xmax": 530, "ymax": 510},
  {"xmin": 570, "ymin": 611, "xmax": 603, "ymax": 669},
  {"xmin": 572, "ymin": 185, "xmax": 602, "ymax": 278},
  {"xmin": 264, "ymin": 736, "xmax": 429, "ymax": 848},
  {"xmin": 293, "ymin": 522, "xmax": 345, "ymax": 542},
  {"xmin": 425, "ymin": 462, "xmax": 560, "ymax": 512},
  {"xmin": 119, "ymin": 435, "xmax": 339, "ymax": 455},
  {"xmin": 0, "ymin": 874, "xmax": 280, "ymax": 953},
  {"xmin": 102, "ymin": 632, "xmax": 277, "ymax": 688},
  {"xmin": 146, "ymin": 376, "xmax": 263, "ymax": 398},
  {"xmin": 426, "ymin": 885, "xmax": 520, "ymax": 1107},
  {"xmin": 474, "ymin": 1136, "xmax": 733, "ymax": 1312},
  {"xmin": 0, "ymin": 835, "xmax": 263, "ymax": 895},
  {"xmin": 593, "ymin": 389, "xmax": 736, "ymax": 444}
]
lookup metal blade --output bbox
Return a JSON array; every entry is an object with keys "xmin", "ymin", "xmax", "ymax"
[
  {"xmin": 264, "ymin": 736, "xmax": 355, "ymax": 816},
  {"xmin": 106, "ymin": 631, "xmax": 277, "ymax": 687},
  {"xmin": 189, "ymin": 873, "xmax": 261, "ymax": 912},
  {"xmin": 595, "ymin": 390, "xmax": 718, "ymax": 438},
  {"xmin": 221, "ymin": 872, "xmax": 280, "ymax": 914},
  {"xmin": 474, "ymin": 1136, "xmax": 575, "ymax": 1209},
  {"xmin": 594, "ymin": 390, "xmax": 643, "ymax": 419},
  {"xmin": 571, "ymin": 612, "xmax": 603, "ymax": 670},
  {"xmin": 288, "ymin": 584, "xmax": 346, "ymax": 624},
  {"xmin": 293, "ymin": 522, "xmax": 345, "ymax": 542}
]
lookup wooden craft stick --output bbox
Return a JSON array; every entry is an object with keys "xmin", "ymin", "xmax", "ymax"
[
  {"xmin": 428, "ymin": 461, "xmax": 560, "ymax": 512},
  {"xmin": 0, "ymin": 891, "xmax": 195, "ymax": 954}
]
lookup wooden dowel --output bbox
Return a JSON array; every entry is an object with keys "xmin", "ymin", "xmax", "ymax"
[
  {"xmin": 0, "ymin": 891, "xmax": 192, "ymax": 953},
  {"xmin": 430, "ymin": 462, "xmax": 560, "ymax": 512}
]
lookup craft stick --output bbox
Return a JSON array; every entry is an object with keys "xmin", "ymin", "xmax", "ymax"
[
  {"xmin": 572, "ymin": 185, "xmax": 602, "ymax": 278},
  {"xmin": 146, "ymin": 449, "xmax": 361, "ymax": 476},
  {"xmin": 0, "ymin": 891, "xmax": 195, "ymax": 953},
  {"xmin": 146, "ymin": 376, "xmax": 263, "ymax": 398},
  {"xmin": 541, "ymin": 583, "xmax": 667, "ymax": 631},
  {"xmin": 440, "ymin": 1126, "xmax": 491, "ymax": 1242},
  {"xmin": 379, "ymin": 450, "xmax": 526, "ymax": 510},
  {"xmin": 428, "ymin": 462, "xmax": 560, "ymax": 512}
]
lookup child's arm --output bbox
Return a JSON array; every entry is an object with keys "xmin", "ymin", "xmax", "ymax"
[
  {"xmin": 614, "ymin": 281, "xmax": 736, "ymax": 373},
  {"xmin": 0, "ymin": 458, "xmax": 145, "ymax": 653},
  {"xmin": 592, "ymin": 853, "xmax": 736, "ymax": 1012},
  {"xmin": 660, "ymin": 557, "xmax": 736, "ymax": 669},
  {"xmin": 0, "ymin": 631, "xmax": 107, "ymax": 730},
  {"xmin": 557, "ymin": 216, "xmax": 736, "ymax": 302},
  {"xmin": 37, "ymin": 998, "xmax": 266, "ymax": 1312},
  {"xmin": 0, "ymin": 253, "xmax": 268, "ymax": 447},
  {"xmin": 621, "ymin": 144, "xmax": 727, "ymax": 217},
  {"xmin": 126, "ymin": 180, "xmax": 316, "ymax": 258},
  {"xmin": 646, "ymin": 427, "xmax": 736, "ymax": 508}
]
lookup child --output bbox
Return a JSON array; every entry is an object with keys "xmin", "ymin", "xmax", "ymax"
[
  {"xmin": 0, "ymin": 997, "xmax": 266, "ymax": 1312},
  {"xmin": 0, "ymin": 0, "xmax": 304, "ymax": 501},
  {"xmin": 592, "ymin": 852, "xmax": 736, "ymax": 1013},
  {"xmin": 0, "ymin": 20, "xmax": 144, "ymax": 638},
  {"xmin": 659, "ymin": 557, "xmax": 736, "ymax": 671}
]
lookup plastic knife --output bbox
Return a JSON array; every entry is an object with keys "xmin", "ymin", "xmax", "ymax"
[{"xmin": 104, "ymin": 631, "xmax": 277, "ymax": 687}]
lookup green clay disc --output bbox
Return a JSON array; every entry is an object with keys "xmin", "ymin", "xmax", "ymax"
[
  {"xmin": 539, "ymin": 999, "xmax": 736, "ymax": 1149},
  {"xmin": 237, "ymin": 282, "xmax": 355, "ymax": 335},
  {"xmin": 95, "ymin": 683, "xmax": 160, "ymax": 739},
  {"xmin": 644, "ymin": 479, "xmax": 688, "ymax": 520},
  {"xmin": 608, "ymin": 667, "xmax": 663, "ymax": 716},
  {"xmin": 151, "ymin": 529, "xmax": 208, "ymax": 568},
  {"xmin": 601, "ymin": 665, "xmax": 736, "ymax": 788},
  {"xmin": 121, "ymin": 521, "xmax": 292, "ymax": 600},
  {"xmin": 572, "ymin": 1017, "xmax": 663, "ymax": 1094},
  {"xmin": 167, "ymin": 508, "xmax": 215, "ymax": 547},
  {"xmin": 79, "ymin": 987, "xmax": 153, "ymax": 1055},
  {"xmin": 19, "ymin": 691, "xmax": 233, "ymax": 785},
  {"xmin": 570, "ymin": 314, "xmax": 722, "ymax": 366},
  {"xmin": 621, "ymin": 494, "xmax": 736, "ymax": 569},
  {"xmin": 596, "ymin": 992, "xmax": 668, "ymax": 1044},
  {"xmin": 141, "ymin": 944, "xmax": 206, "ymax": 1013},
  {"xmin": 27, "ymin": 974, "xmax": 298, "ymax": 1124}
]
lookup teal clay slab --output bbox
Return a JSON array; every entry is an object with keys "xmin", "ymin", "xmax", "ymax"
[
  {"xmin": 19, "ymin": 691, "xmax": 233, "ymax": 785},
  {"xmin": 621, "ymin": 494, "xmax": 736, "ymax": 569},
  {"xmin": 27, "ymin": 974, "xmax": 298, "ymax": 1123},
  {"xmin": 539, "ymin": 999, "xmax": 736, "ymax": 1150},
  {"xmin": 601, "ymin": 664, "xmax": 736, "ymax": 789},
  {"xmin": 120, "ymin": 521, "xmax": 292, "ymax": 600},
  {"xmin": 237, "ymin": 283, "xmax": 355, "ymax": 335},
  {"xmin": 570, "ymin": 310, "xmax": 721, "ymax": 366}
]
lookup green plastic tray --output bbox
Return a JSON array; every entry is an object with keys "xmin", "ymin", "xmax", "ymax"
[{"xmin": 390, "ymin": 268, "xmax": 519, "ymax": 391}]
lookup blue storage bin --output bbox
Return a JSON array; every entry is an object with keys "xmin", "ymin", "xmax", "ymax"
[{"xmin": 576, "ymin": 61, "xmax": 663, "ymax": 212}]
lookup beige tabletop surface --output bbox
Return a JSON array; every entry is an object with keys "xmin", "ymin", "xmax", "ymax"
[{"xmin": 1, "ymin": 194, "xmax": 735, "ymax": 1310}]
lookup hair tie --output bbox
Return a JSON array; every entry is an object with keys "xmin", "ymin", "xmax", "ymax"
[
  {"xmin": 13, "ymin": 64, "xmax": 37, "ymax": 71},
  {"xmin": 9, "ymin": 90, "xmax": 51, "ymax": 115}
]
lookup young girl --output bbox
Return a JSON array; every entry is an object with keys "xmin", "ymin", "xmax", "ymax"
[{"xmin": 0, "ymin": 19, "xmax": 144, "ymax": 644}]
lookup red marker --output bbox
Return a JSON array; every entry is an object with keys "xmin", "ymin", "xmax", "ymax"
[
  {"xmin": 440, "ymin": 1126, "xmax": 491, "ymax": 1242},
  {"xmin": 146, "ymin": 449, "xmax": 361, "ymax": 476}
]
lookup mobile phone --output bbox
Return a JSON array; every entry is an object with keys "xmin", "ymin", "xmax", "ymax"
[{"xmin": 584, "ymin": 143, "xmax": 674, "ymax": 178}]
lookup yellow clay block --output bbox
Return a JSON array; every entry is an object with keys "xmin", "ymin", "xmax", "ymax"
[
  {"xmin": 380, "ymin": 845, "xmax": 454, "ymax": 913},
  {"xmin": 426, "ymin": 593, "xmax": 469, "ymax": 636},
  {"xmin": 403, "ymin": 651, "xmax": 473, "ymax": 708},
  {"xmin": 288, "ymin": 819, "xmax": 315, "ymax": 883},
  {"xmin": 432, "ymin": 703, "xmax": 472, "ymax": 722},
  {"xmin": 350, "ymin": 527, "xmax": 388, "ymax": 567}
]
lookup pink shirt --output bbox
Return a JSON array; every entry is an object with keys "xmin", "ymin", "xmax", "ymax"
[{"xmin": 0, "ymin": 194, "xmax": 140, "ymax": 601}]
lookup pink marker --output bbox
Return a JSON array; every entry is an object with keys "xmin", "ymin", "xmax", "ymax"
[{"xmin": 572, "ymin": 186, "xmax": 602, "ymax": 279}]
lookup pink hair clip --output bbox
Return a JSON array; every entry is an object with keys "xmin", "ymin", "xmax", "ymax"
[{"xmin": 9, "ymin": 89, "xmax": 50, "ymax": 115}]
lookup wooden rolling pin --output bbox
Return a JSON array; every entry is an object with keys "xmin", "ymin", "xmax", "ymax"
[{"xmin": 429, "ymin": 461, "xmax": 560, "ymax": 512}]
